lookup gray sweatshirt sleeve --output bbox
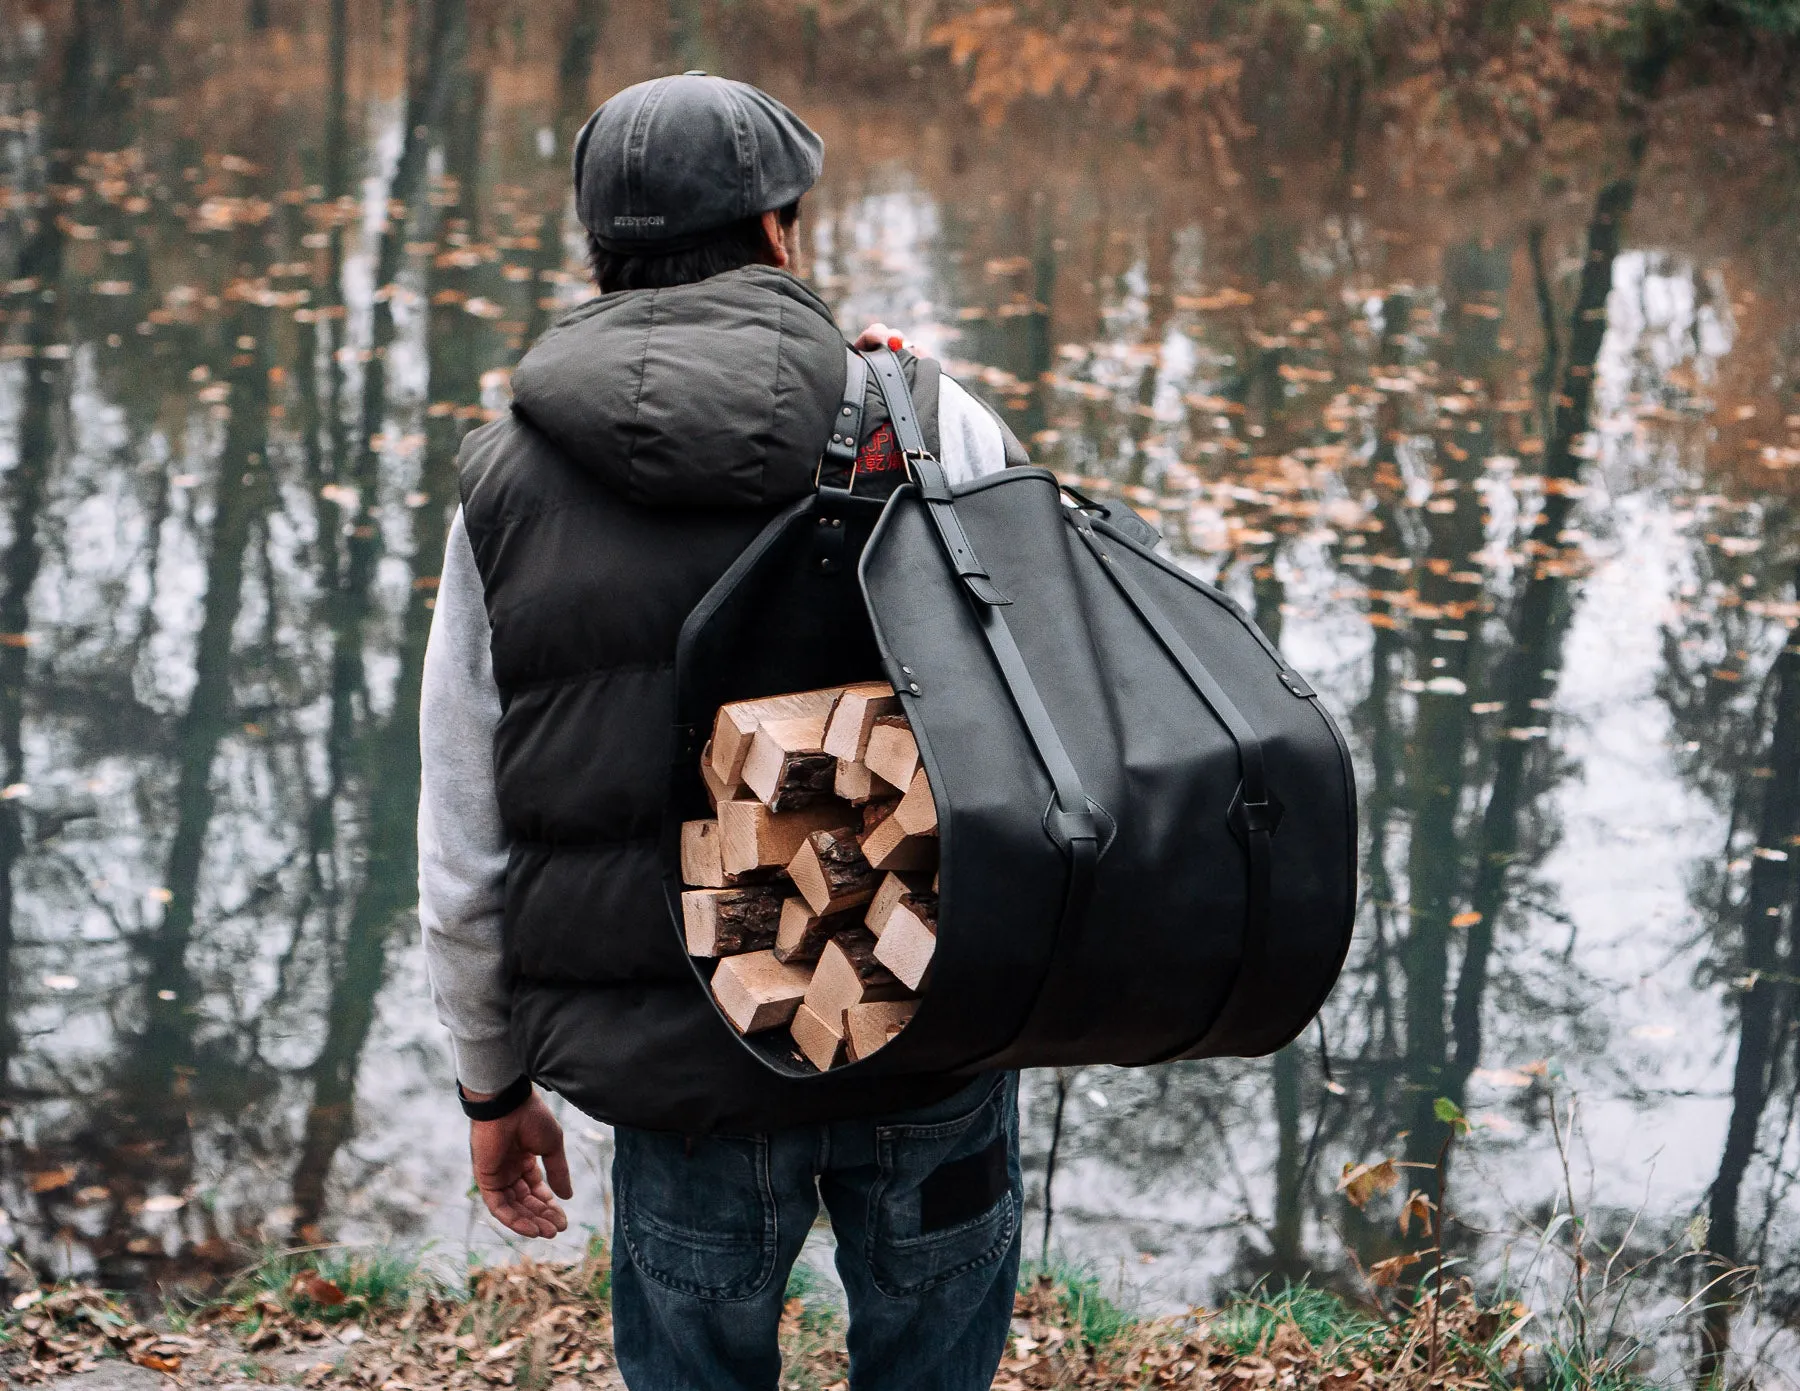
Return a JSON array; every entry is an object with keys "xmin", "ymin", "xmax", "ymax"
[
  {"xmin": 937, "ymin": 373, "xmax": 1010, "ymax": 482},
  {"xmin": 418, "ymin": 508, "xmax": 521, "ymax": 1095},
  {"xmin": 416, "ymin": 370, "xmax": 1014, "ymax": 1093}
]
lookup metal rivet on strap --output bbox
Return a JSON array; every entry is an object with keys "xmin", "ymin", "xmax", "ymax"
[{"xmin": 909, "ymin": 683, "xmax": 921, "ymax": 695}]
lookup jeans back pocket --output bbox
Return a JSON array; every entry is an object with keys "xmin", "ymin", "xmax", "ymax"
[
  {"xmin": 615, "ymin": 1128, "xmax": 778, "ymax": 1302},
  {"xmin": 865, "ymin": 1074, "xmax": 1020, "ymax": 1298}
]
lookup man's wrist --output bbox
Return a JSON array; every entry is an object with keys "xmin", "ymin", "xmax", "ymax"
[{"xmin": 458, "ymin": 1074, "xmax": 532, "ymax": 1121}]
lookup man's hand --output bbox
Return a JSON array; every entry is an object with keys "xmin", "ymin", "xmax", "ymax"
[
  {"xmin": 855, "ymin": 322, "xmax": 908, "ymax": 351},
  {"xmin": 467, "ymin": 1088, "xmax": 573, "ymax": 1238}
]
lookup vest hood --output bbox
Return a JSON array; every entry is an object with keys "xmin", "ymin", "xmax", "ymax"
[{"xmin": 509, "ymin": 265, "xmax": 847, "ymax": 508}]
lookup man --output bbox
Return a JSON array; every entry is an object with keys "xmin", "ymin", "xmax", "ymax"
[{"xmin": 418, "ymin": 72, "xmax": 1024, "ymax": 1390}]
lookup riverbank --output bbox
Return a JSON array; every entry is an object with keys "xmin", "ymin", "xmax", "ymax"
[{"xmin": 2, "ymin": 1245, "xmax": 1545, "ymax": 1390}]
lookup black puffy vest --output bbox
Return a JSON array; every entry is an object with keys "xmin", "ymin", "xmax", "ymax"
[{"xmin": 457, "ymin": 267, "xmax": 967, "ymax": 1133}]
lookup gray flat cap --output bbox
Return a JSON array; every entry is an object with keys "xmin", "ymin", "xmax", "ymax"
[{"xmin": 573, "ymin": 72, "xmax": 824, "ymax": 253}]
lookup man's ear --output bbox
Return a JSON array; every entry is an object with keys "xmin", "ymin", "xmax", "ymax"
[{"xmin": 760, "ymin": 209, "xmax": 790, "ymax": 269}]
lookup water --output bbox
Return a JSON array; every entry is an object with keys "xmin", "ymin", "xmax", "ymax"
[{"xmin": 2, "ymin": 1, "xmax": 1798, "ymax": 1381}]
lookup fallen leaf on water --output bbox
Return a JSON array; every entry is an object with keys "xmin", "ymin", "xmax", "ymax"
[
  {"xmin": 1337, "ymin": 1158, "xmax": 1399, "ymax": 1208},
  {"xmin": 1368, "ymin": 1251, "xmax": 1423, "ymax": 1287},
  {"xmin": 141, "ymin": 1194, "xmax": 185, "ymax": 1213},
  {"xmin": 1450, "ymin": 910, "xmax": 1483, "ymax": 928},
  {"xmin": 28, "ymin": 1167, "xmax": 76, "ymax": 1193}
]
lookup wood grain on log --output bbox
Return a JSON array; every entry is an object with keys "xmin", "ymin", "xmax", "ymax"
[
  {"xmin": 789, "ymin": 1001, "xmax": 846, "ymax": 1071},
  {"xmin": 866, "ymin": 870, "xmax": 934, "ymax": 937},
  {"xmin": 718, "ymin": 798, "xmax": 854, "ymax": 877},
  {"xmin": 804, "ymin": 927, "xmax": 909, "ymax": 1024},
  {"xmin": 711, "ymin": 950, "xmax": 812, "ymax": 1034},
  {"xmin": 742, "ymin": 713, "xmax": 835, "ymax": 811},
  {"xmin": 894, "ymin": 767, "xmax": 938, "ymax": 837},
  {"xmin": 823, "ymin": 683, "xmax": 900, "ymax": 762},
  {"xmin": 700, "ymin": 740, "xmax": 745, "ymax": 810},
  {"xmin": 860, "ymin": 811, "xmax": 938, "ymax": 873},
  {"xmin": 845, "ymin": 1000, "xmax": 917, "ymax": 1062},
  {"xmin": 681, "ymin": 818, "xmax": 732, "ymax": 888},
  {"xmin": 864, "ymin": 715, "xmax": 920, "ymax": 790},
  {"xmin": 710, "ymin": 689, "xmax": 840, "ymax": 788},
  {"xmin": 833, "ymin": 757, "xmax": 895, "ymax": 806},
  {"xmin": 773, "ymin": 896, "xmax": 854, "ymax": 966},
  {"xmin": 871, "ymin": 894, "xmax": 936, "ymax": 991},
  {"xmin": 682, "ymin": 885, "xmax": 783, "ymax": 957},
  {"xmin": 789, "ymin": 827, "xmax": 878, "ymax": 916}
]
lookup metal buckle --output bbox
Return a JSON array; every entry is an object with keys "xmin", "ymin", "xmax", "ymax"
[
  {"xmin": 814, "ymin": 451, "xmax": 865, "ymax": 494},
  {"xmin": 901, "ymin": 449, "xmax": 937, "ymax": 484}
]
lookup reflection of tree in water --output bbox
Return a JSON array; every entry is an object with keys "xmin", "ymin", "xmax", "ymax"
[
  {"xmin": 1660, "ymin": 479, "xmax": 1800, "ymax": 1371},
  {"xmin": 1018, "ymin": 128, "xmax": 1653, "ymax": 1297},
  {"xmin": 0, "ymin": 0, "xmax": 530, "ymax": 1288},
  {"xmin": 0, "ymin": 0, "xmax": 1795, "ymax": 1336},
  {"xmin": 289, "ymin": 0, "xmax": 472, "ymax": 1235}
]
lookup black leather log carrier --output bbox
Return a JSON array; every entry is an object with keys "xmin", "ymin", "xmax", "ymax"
[{"xmin": 668, "ymin": 346, "xmax": 1357, "ymax": 1077}]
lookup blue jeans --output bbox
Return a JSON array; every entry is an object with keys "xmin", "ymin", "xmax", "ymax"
[{"xmin": 609, "ymin": 1073, "xmax": 1021, "ymax": 1391}]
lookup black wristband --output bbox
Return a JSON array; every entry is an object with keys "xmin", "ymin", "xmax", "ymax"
[{"xmin": 459, "ymin": 1074, "xmax": 531, "ymax": 1121}]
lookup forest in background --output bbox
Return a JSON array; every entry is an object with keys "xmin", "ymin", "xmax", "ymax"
[{"xmin": 5, "ymin": 0, "xmax": 1800, "ymax": 1385}]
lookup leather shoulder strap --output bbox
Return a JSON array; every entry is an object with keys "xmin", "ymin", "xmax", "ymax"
[
  {"xmin": 863, "ymin": 348, "xmax": 1010, "ymax": 608},
  {"xmin": 818, "ymin": 347, "xmax": 869, "ymax": 489}
]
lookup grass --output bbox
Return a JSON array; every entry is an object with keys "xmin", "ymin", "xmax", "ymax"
[
  {"xmin": 0, "ymin": 1243, "xmax": 1684, "ymax": 1389},
  {"xmin": 778, "ymin": 1260, "xmax": 846, "ymax": 1391},
  {"xmin": 211, "ymin": 1243, "xmax": 439, "ymax": 1342},
  {"xmin": 1207, "ymin": 1280, "xmax": 1388, "ymax": 1365},
  {"xmin": 1016, "ymin": 1258, "xmax": 1134, "ymax": 1352}
]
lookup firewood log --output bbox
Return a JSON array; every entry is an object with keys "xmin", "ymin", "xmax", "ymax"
[
  {"xmin": 773, "ymin": 896, "xmax": 855, "ymax": 966},
  {"xmin": 894, "ymin": 768, "xmax": 938, "ymax": 837},
  {"xmin": 788, "ymin": 828, "xmax": 878, "ymax": 916},
  {"xmin": 861, "ymin": 797, "xmax": 899, "ymax": 836},
  {"xmin": 866, "ymin": 870, "xmax": 934, "ymax": 937},
  {"xmin": 863, "ymin": 715, "xmax": 920, "ymax": 790},
  {"xmin": 682, "ymin": 885, "xmax": 783, "ymax": 957},
  {"xmin": 859, "ymin": 810, "xmax": 938, "ymax": 873},
  {"xmin": 844, "ymin": 1000, "xmax": 917, "ymax": 1062},
  {"xmin": 789, "ymin": 1001, "xmax": 846, "ymax": 1071},
  {"xmin": 823, "ymin": 683, "xmax": 901, "ymax": 762},
  {"xmin": 699, "ymin": 740, "xmax": 745, "ymax": 810},
  {"xmin": 833, "ymin": 757, "xmax": 896, "ymax": 806},
  {"xmin": 710, "ymin": 689, "xmax": 841, "ymax": 788},
  {"xmin": 718, "ymin": 798, "xmax": 854, "ymax": 877},
  {"xmin": 804, "ymin": 927, "xmax": 909, "ymax": 1024},
  {"xmin": 682, "ymin": 818, "xmax": 771, "ymax": 888},
  {"xmin": 711, "ymin": 950, "xmax": 811, "ymax": 1034},
  {"xmin": 742, "ymin": 713, "xmax": 836, "ymax": 811},
  {"xmin": 871, "ymin": 894, "xmax": 936, "ymax": 991}
]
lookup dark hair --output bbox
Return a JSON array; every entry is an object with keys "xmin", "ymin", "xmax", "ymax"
[{"xmin": 588, "ymin": 200, "xmax": 800, "ymax": 293}]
